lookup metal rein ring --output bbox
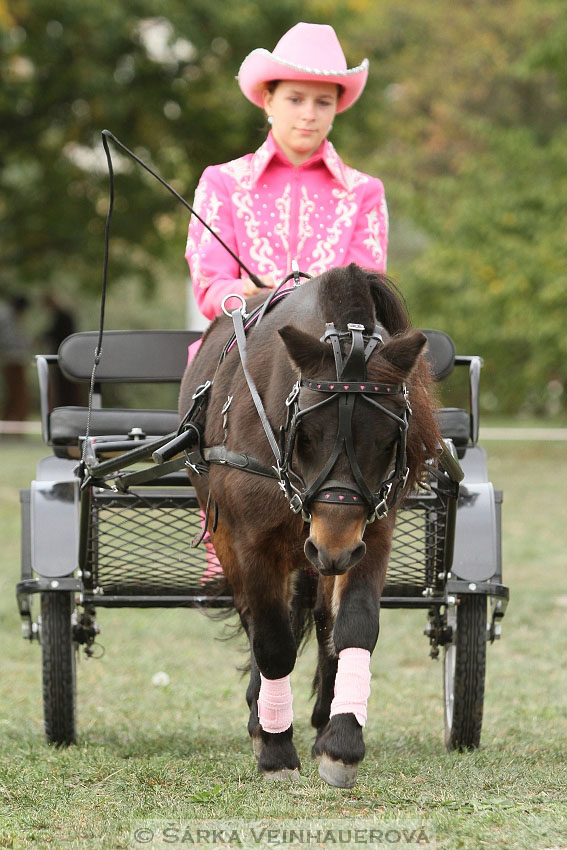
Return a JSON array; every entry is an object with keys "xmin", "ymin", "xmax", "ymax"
[{"xmin": 221, "ymin": 293, "xmax": 247, "ymax": 318}]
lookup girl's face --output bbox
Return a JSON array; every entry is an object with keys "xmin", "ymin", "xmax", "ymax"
[{"xmin": 263, "ymin": 80, "xmax": 339, "ymax": 166}]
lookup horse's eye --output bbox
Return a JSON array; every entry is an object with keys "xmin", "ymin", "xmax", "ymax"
[{"xmin": 375, "ymin": 435, "xmax": 398, "ymax": 457}]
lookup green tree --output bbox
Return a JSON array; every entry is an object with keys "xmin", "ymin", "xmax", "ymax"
[
  {"xmin": 0, "ymin": 0, "xmax": 325, "ymax": 293},
  {"xmin": 338, "ymin": 0, "xmax": 567, "ymax": 415},
  {"xmin": 1, "ymin": 0, "xmax": 565, "ymax": 415}
]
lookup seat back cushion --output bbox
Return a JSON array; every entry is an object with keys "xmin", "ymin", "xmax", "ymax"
[
  {"xmin": 421, "ymin": 329, "xmax": 456, "ymax": 381},
  {"xmin": 58, "ymin": 330, "xmax": 201, "ymax": 383}
]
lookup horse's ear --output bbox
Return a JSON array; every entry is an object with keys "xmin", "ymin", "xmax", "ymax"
[
  {"xmin": 380, "ymin": 329, "xmax": 427, "ymax": 375},
  {"xmin": 279, "ymin": 325, "xmax": 332, "ymax": 374}
]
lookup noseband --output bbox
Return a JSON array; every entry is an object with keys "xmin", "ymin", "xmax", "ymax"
[{"xmin": 277, "ymin": 322, "xmax": 412, "ymax": 523}]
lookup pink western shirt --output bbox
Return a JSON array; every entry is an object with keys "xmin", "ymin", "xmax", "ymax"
[{"xmin": 185, "ymin": 132, "xmax": 388, "ymax": 320}]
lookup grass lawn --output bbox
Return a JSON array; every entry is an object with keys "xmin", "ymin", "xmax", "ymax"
[{"xmin": 0, "ymin": 436, "xmax": 566, "ymax": 849}]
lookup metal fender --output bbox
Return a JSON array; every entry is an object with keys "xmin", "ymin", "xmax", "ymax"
[
  {"xmin": 30, "ymin": 457, "xmax": 80, "ymax": 579},
  {"xmin": 451, "ymin": 482, "xmax": 500, "ymax": 582}
]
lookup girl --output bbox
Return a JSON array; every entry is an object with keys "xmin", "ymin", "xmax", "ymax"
[
  {"xmin": 186, "ymin": 21, "xmax": 388, "ymax": 319},
  {"xmin": 185, "ymin": 22, "xmax": 388, "ymax": 579}
]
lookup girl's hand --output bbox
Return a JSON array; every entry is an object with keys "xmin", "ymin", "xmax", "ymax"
[{"xmin": 242, "ymin": 274, "xmax": 277, "ymax": 297}]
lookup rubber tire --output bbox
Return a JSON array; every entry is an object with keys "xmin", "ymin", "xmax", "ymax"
[
  {"xmin": 40, "ymin": 592, "xmax": 77, "ymax": 746},
  {"xmin": 443, "ymin": 595, "xmax": 486, "ymax": 751}
]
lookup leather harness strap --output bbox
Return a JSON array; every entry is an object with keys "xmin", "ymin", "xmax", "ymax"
[
  {"xmin": 232, "ymin": 306, "xmax": 280, "ymax": 459},
  {"xmin": 175, "ymin": 299, "xmax": 412, "ymax": 524},
  {"xmin": 202, "ymin": 446, "xmax": 276, "ymax": 479}
]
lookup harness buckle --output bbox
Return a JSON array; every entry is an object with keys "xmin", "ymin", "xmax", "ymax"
[
  {"xmin": 370, "ymin": 499, "xmax": 388, "ymax": 522},
  {"xmin": 285, "ymin": 381, "xmax": 301, "ymax": 407},
  {"xmin": 347, "ymin": 323, "xmax": 365, "ymax": 332},
  {"xmin": 289, "ymin": 493, "xmax": 304, "ymax": 514},
  {"xmin": 369, "ymin": 482, "xmax": 393, "ymax": 522},
  {"xmin": 192, "ymin": 380, "xmax": 212, "ymax": 401},
  {"xmin": 221, "ymin": 395, "xmax": 233, "ymax": 415},
  {"xmin": 403, "ymin": 384, "xmax": 413, "ymax": 415},
  {"xmin": 184, "ymin": 454, "xmax": 202, "ymax": 476},
  {"xmin": 291, "ymin": 260, "xmax": 301, "ymax": 287}
]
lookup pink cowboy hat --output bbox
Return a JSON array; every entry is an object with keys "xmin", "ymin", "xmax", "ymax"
[{"xmin": 237, "ymin": 22, "xmax": 369, "ymax": 114}]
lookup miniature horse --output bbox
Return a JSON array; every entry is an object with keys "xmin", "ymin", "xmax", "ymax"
[{"xmin": 178, "ymin": 264, "xmax": 440, "ymax": 787}]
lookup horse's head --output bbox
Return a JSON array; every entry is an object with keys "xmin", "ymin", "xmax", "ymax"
[{"xmin": 279, "ymin": 322, "xmax": 429, "ymax": 576}]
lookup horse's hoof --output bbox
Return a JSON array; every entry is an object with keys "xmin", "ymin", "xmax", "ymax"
[
  {"xmin": 318, "ymin": 754, "xmax": 358, "ymax": 788},
  {"xmin": 262, "ymin": 768, "xmax": 300, "ymax": 782}
]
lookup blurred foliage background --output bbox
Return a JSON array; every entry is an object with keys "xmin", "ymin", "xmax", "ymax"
[{"xmin": 1, "ymin": 0, "xmax": 565, "ymax": 416}]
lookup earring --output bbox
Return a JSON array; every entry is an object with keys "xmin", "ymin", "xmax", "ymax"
[
  {"xmin": 267, "ymin": 116, "xmax": 273, "ymax": 125},
  {"xmin": 327, "ymin": 123, "xmax": 333, "ymax": 135}
]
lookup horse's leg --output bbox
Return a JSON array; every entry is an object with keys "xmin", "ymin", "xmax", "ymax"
[
  {"xmin": 245, "ymin": 570, "xmax": 308, "ymax": 754},
  {"xmin": 203, "ymin": 519, "xmax": 264, "ymax": 754},
  {"xmin": 244, "ymin": 568, "xmax": 301, "ymax": 780},
  {"xmin": 236, "ymin": 609, "xmax": 262, "ymax": 757},
  {"xmin": 312, "ymin": 552, "xmax": 386, "ymax": 789},
  {"xmin": 310, "ymin": 581, "xmax": 338, "ymax": 741}
]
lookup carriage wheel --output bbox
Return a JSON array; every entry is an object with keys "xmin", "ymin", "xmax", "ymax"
[
  {"xmin": 443, "ymin": 595, "xmax": 486, "ymax": 750},
  {"xmin": 40, "ymin": 592, "xmax": 77, "ymax": 746}
]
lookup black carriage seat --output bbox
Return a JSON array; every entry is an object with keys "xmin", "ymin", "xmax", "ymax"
[
  {"xmin": 421, "ymin": 329, "xmax": 472, "ymax": 457},
  {"xmin": 37, "ymin": 330, "xmax": 200, "ymax": 458},
  {"xmin": 36, "ymin": 328, "xmax": 477, "ymax": 459}
]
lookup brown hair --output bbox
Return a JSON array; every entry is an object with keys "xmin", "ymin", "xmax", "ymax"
[{"xmin": 265, "ymin": 80, "xmax": 344, "ymax": 99}]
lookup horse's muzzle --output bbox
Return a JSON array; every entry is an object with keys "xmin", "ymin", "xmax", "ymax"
[{"xmin": 304, "ymin": 537, "xmax": 367, "ymax": 575}]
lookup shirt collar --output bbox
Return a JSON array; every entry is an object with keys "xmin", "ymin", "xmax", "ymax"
[{"xmin": 250, "ymin": 132, "xmax": 350, "ymax": 190}]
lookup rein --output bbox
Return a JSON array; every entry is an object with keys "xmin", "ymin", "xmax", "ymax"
[{"xmin": 82, "ymin": 130, "xmax": 269, "ymax": 469}]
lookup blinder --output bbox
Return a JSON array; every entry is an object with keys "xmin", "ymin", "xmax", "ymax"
[{"xmin": 277, "ymin": 322, "xmax": 412, "ymax": 523}]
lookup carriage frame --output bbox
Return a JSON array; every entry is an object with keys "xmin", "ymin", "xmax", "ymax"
[{"xmin": 16, "ymin": 326, "xmax": 509, "ymax": 749}]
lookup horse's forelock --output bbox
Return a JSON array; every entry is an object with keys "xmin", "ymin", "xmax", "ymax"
[
  {"xmin": 316, "ymin": 265, "xmax": 377, "ymax": 331},
  {"xmin": 316, "ymin": 265, "xmax": 409, "ymax": 335}
]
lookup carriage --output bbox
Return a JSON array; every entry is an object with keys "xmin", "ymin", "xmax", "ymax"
[{"xmin": 16, "ymin": 278, "xmax": 509, "ymax": 771}]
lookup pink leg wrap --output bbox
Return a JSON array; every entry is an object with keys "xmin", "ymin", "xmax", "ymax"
[
  {"xmin": 329, "ymin": 647, "xmax": 372, "ymax": 728},
  {"xmin": 258, "ymin": 674, "xmax": 293, "ymax": 734}
]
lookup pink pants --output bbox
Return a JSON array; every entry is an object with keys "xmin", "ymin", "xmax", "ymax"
[
  {"xmin": 200, "ymin": 518, "xmax": 223, "ymax": 583},
  {"xmin": 187, "ymin": 338, "xmax": 202, "ymax": 363}
]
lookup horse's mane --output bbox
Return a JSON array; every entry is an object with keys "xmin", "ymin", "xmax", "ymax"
[{"xmin": 316, "ymin": 264, "xmax": 409, "ymax": 335}]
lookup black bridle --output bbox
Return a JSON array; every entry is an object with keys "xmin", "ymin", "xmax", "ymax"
[{"xmin": 276, "ymin": 322, "xmax": 412, "ymax": 523}]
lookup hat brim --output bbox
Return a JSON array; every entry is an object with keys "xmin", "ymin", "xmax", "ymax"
[{"xmin": 237, "ymin": 49, "xmax": 369, "ymax": 114}]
